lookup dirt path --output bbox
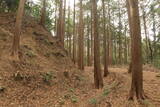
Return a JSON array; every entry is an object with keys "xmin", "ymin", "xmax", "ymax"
[{"xmin": 75, "ymin": 66, "xmax": 160, "ymax": 107}]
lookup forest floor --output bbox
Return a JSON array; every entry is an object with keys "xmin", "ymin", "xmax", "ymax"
[
  {"xmin": 0, "ymin": 13, "xmax": 160, "ymax": 107},
  {"xmin": 74, "ymin": 66, "xmax": 160, "ymax": 107}
]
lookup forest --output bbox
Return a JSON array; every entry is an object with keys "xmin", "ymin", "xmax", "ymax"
[{"xmin": 0, "ymin": 0, "xmax": 160, "ymax": 106}]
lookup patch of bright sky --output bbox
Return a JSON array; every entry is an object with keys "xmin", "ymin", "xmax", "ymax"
[{"xmin": 32, "ymin": 0, "xmax": 78, "ymax": 8}]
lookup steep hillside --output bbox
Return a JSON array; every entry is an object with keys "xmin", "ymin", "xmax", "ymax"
[{"xmin": 0, "ymin": 13, "xmax": 85, "ymax": 106}]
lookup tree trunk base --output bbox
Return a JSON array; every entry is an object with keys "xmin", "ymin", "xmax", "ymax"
[
  {"xmin": 104, "ymin": 71, "xmax": 109, "ymax": 77},
  {"xmin": 128, "ymin": 90, "xmax": 145, "ymax": 101},
  {"xmin": 11, "ymin": 50, "xmax": 20, "ymax": 61}
]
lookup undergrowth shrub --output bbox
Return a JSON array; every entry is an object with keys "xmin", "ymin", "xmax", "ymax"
[
  {"xmin": 89, "ymin": 98, "xmax": 97, "ymax": 105},
  {"xmin": 71, "ymin": 96, "xmax": 78, "ymax": 103},
  {"xmin": 41, "ymin": 72, "xmax": 53, "ymax": 84},
  {"xmin": 25, "ymin": 50, "xmax": 36, "ymax": 58}
]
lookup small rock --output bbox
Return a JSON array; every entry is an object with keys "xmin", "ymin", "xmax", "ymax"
[
  {"xmin": 156, "ymin": 74, "xmax": 160, "ymax": 77},
  {"xmin": 14, "ymin": 71, "xmax": 23, "ymax": 81},
  {"xmin": 63, "ymin": 71, "xmax": 69, "ymax": 78},
  {"xmin": 0, "ymin": 86, "xmax": 5, "ymax": 93}
]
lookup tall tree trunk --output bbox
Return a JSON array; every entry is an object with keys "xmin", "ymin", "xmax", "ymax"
[
  {"xmin": 148, "ymin": 38, "xmax": 153, "ymax": 62},
  {"xmin": 114, "ymin": 34, "xmax": 117, "ymax": 64},
  {"xmin": 67, "ymin": 30, "xmax": 69, "ymax": 49},
  {"xmin": 62, "ymin": 0, "xmax": 66, "ymax": 47},
  {"xmin": 90, "ymin": 0, "xmax": 94, "ymax": 66},
  {"xmin": 124, "ymin": 25, "xmax": 128, "ymax": 64},
  {"xmin": 54, "ymin": 1, "xmax": 57, "ymax": 35},
  {"xmin": 40, "ymin": 0, "xmax": 46, "ymax": 26},
  {"xmin": 141, "ymin": 6, "xmax": 150, "ymax": 63},
  {"xmin": 107, "ymin": 0, "xmax": 112, "ymax": 65},
  {"xmin": 93, "ymin": 0, "xmax": 103, "ymax": 89},
  {"xmin": 128, "ymin": 0, "xmax": 144, "ymax": 100},
  {"xmin": 151, "ymin": 5, "xmax": 156, "ymax": 58},
  {"xmin": 128, "ymin": 38, "xmax": 131, "ymax": 60},
  {"xmin": 75, "ymin": 23, "xmax": 79, "ymax": 63},
  {"xmin": 118, "ymin": 2, "xmax": 122, "ymax": 64},
  {"xmin": 78, "ymin": 0, "xmax": 84, "ymax": 70},
  {"xmin": 102, "ymin": 0, "xmax": 109, "ymax": 77},
  {"xmin": 126, "ymin": 0, "xmax": 132, "ymax": 73},
  {"xmin": 112, "ymin": 12, "xmax": 117, "ymax": 64},
  {"xmin": 87, "ymin": 15, "xmax": 91, "ymax": 66},
  {"xmin": 67, "ymin": 5, "xmax": 72, "ymax": 56},
  {"xmin": 72, "ymin": 0, "xmax": 76, "ymax": 64},
  {"xmin": 11, "ymin": 0, "xmax": 26, "ymax": 60},
  {"xmin": 57, "ymin": 0, "xmax": 64, "ymax": 46}
]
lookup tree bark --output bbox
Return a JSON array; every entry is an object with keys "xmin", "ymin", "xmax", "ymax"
[
  {"xmin": 78, "ymin": 0, "xmax": 84, "ymax": 70},
  {"xmin": 118, "ymin": 2, "xmax": 122, "ymax": 64},
  {"xmin": 102, "ymin": 0, "xmax": 109, "ymax": 77},
  {"xmin": 93, "ymin": 0, "xmax": 103, "ymax": 88},
  {"xmin": 87, "ymin": 15, "xmax": 91, "ymax": 66},
  {"xmin": 40, "ymin": 0, "xmax": 46, "ymax": 26},
  {"xmin": 67, "ymin": 5, "xmax": 72, "ymax": 56},
  {"xmin": 124, "ymin": 25, "xmax": 128, "ymax": 64},
  {"xmin": 72, "ymin": 0, "xmax": 76, "ymax": 64},
  {"xmin": 151, "ymin": 5, "xmax": 156, "ymax": 58},
  {"xmin": 11, "ymin": 0, "xmax": 26, "ymax": 60},
  {"xmin": 107, "ymin": 0, "xmax": 112, "ymax": 65},
  {"xmin": 128, "ymin": 0, "xmax": 144, "ymax": 100},
  {"xmin": 90, "ymin": 0, "xmax": 94, "ymax": 66},
  {"xmin": 57, "ymin": 0, "xmax": 64, "ymax": 46},
  {"xmin": 54, "ymin": 1, "xmax": 57, "ymax": 35},
  {"xmin": 126, "ymin": 0, "xmax": 132, "ymax": 73},
  {"xmin": 62, "ymin": 0, "xmax": 66, "ymax": 47}
]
